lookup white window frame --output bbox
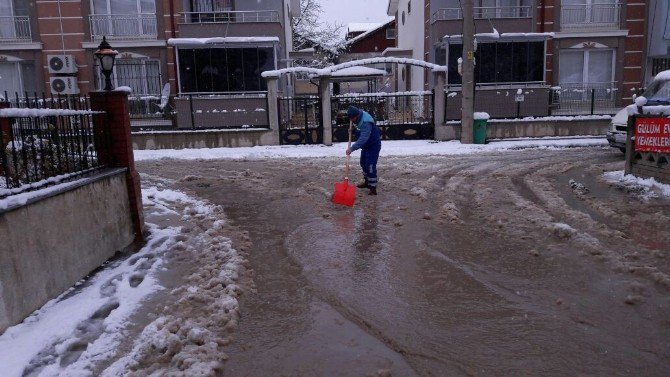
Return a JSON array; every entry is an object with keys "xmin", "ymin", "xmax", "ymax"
[
  {"xmin": 386, "ymin": 28, "xmax": 396, "ymax": 40},
  {"xmin": 0, "ymin": 61, "xmax": 26, "ymax": 95},
  {"xmin": 90, "ymin": 0, "xmax": 156, "ymax": 38},
  {"xmin": 561, "ymin": 0, "xmax": 619, "ymax": 24},
  {"xmin": 559, "ymin": 48, "xmax": 615, "ymax": 84}
]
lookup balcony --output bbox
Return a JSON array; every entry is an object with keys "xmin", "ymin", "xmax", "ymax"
[
  {"xmin": 181, "ymin": 10, "xmax": 281, "ymax": 24},
  {"xmin": 431, "ymin": 6, "xmax": 532, "ymax": 22},
  {"xmin": 561, "ymin": 3, "xmax": 621, "ymax": 32},
  {"xmin": 89, "ymin": 14, "xmax": 158, "ymax": 41},
  {"xmin": 0, "ymin": 16, "xmax": 31, "ymax": 43}
]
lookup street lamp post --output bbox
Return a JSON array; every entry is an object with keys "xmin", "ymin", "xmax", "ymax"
[{"xmin": 94, "ymin": 36, "xmax": 118, "ymax": 91}]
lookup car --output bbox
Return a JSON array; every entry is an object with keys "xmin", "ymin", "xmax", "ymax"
[{"xmin": 606, "ymin": 70, "xmax": 670, "ymax": 153}]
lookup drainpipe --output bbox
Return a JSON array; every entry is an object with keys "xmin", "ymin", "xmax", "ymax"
[
  {"xmin": 540, "ymin": 0, "xmax": 545, "ymax": 33},
  {"xmin": 169, "ymin": 0, "xmax": 178, "ymax": 93}
]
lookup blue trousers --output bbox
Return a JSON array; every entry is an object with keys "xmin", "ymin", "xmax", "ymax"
[{"xmin": 359, "ymin": 147, "xmax": 380, "ymax": 187}]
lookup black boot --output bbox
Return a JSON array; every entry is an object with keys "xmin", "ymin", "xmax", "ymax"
[
  {"xmin": 368, "ymin": 186, "xmax": 377, "ymax": 195},
  {"xmin": 356, "ymin": 178, "xmax": 369, "ymax": 189}
]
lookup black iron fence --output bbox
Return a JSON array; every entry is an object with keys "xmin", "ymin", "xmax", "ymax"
[
  {"xmin": 278, "ymin": 96, "xmax": 322, "ymax": 145},
  {"xmin": 331, "ymin": 92, "xmax": 434, "ymax": 141},
  {"xmin": 128, "ymin": 95, "xmax": 175, "ymax": 131},
  {"xmin": 2, "ymin": 91, "xmax": 90, "ymax": 111},
  {"xmin": 0, "ymin": 96, "xmax": 107, "ymax": 198}
]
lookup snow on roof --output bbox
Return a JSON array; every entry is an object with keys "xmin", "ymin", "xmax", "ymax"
[
  {"xmin": 347, "ymin": 22, "xmax": 383, "ymax": 33},
  {"xmin": 654, "ymin": 70, "xmax": 670, "ymax": 81},
  {"xmin": 345, "ymin": 19, "xmax": 395, "ymax": 46},
  {"xmin": 443, "ymin": 32, "xmax": 554, "ymax": 42},
  {"xmin": 262, "ymin": 57, "xmax": 446, "ymax": 78},
  {"xmin": 330, "ymin": 66, "xmax": 387, "ymax": 77},
  {"xmin": 168, "ymin": 37, "xmax": 280, "ymax": 46}
]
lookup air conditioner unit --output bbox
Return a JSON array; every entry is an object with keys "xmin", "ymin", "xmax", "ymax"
[
  {"xmin": 47, "ymin": 55, "xmax": 78, "ymax": 74},
  {"xmin": 50, "ymin": 77, "xmax": 80, "ymax": 95}
]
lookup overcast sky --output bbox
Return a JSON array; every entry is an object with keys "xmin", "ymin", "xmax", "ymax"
[{"xmin": 320, "ymin": 0, "xmax": 392, "ymax": 34}]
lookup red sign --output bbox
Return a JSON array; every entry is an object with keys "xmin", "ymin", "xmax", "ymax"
[{"xmin": 635, "ymin": 117, "xmax": 670, "ymax": 153}]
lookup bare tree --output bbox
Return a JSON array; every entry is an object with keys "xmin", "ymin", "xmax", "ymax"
[{"xmin": 293, "ymin": 0, "xmax": 344, "ymax": 55}]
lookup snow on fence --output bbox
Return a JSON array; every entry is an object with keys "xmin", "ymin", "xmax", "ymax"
[
  {"xmin": 0, "ymin": 105, "xmax": 107, "ymax": 198},
  {"xmin": 174, "ymin": 93, "xmax": 270, "ymax": 130}
]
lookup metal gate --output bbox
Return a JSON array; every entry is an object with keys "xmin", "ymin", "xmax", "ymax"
[
  {"xmin": 278, "ymin": 96, "xmax": 323, "ymax": 145},
  {"xmin": 331, "ymin": 91, "xmax": 434, "ymax": 143}
]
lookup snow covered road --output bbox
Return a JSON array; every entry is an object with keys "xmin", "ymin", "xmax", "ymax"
[{"xmin": 2, "ymin": 140, "xmax": 670, "ymax": 376}]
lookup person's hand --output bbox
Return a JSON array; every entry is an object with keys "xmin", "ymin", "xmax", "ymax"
[{"xmin": 346, "ymin": 147, "xmax": 352, "ymax": 156}]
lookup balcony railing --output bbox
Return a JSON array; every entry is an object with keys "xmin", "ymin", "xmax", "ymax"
[
  {"xmin": 561, "ymin": 3, "xmax": 621, "ymax": 31},
  {"xmin": 181, "ymin": 10, "xmax": 280, "ymax": 24},
  {"xmin": 89, "ymin": 14, "xmax": 158, "ymax": 40},
  {"xmin": 432, "ymin": 6, "xmax": 531, "ymax": 22},
  {"xmin": 0, "ymin": 16, "xmax": 31, "ymax": 43}
]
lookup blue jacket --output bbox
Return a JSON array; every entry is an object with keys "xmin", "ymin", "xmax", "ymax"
[{"xmin": 351, "ymin": 111, "xmax": 381, "ymax": 152}]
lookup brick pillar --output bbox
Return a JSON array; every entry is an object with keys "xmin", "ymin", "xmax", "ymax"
[{"xmin": 90, "ymin": 91, "xmax": 145, "ymax": 243}]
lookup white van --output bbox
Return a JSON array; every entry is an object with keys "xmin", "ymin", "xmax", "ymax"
[{"xmin": 606, "ymin": 70, "xmax": 670, "ymax": 153}]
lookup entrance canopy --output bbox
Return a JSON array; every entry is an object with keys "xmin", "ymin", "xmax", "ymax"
[{"xmin": 262, "ymin": 57, "xmax": 447, "ymax": 79}]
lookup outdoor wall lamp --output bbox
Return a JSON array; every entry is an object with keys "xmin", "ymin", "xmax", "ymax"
[{"xmin": 94, "ymin": 37, "xmax": 118, "ymax": 91}]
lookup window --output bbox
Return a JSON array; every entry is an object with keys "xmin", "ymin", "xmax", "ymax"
[
  {"xmin": 386, "ymin": 28, "xmax": 396, "ymax": 39},
  {"xmin": 408, "ymin": 1, "xmax": 411, "ymax": 14},
  {"xmin": 95, "ymin": 58, "xmax": 161, "ymax": 95},
  {"xmin": 558, "ymin": 49, "xmax": 613, "ymax": 84},
  {"xmin": 447, "ymin": 41, "xmax": 545, "ymax": 85},
  {"xmin": 178, "ymin": 47, "xmax": 275, "ymax": 93},
  {"xmin": 561, "ymin": 0, "xmax": 619, "ymax": 26},
  {"xmin": 402, "ymin": 11, "xmax": 405, "ymax": 25},
  {"xmin": 92, "ymin": 0, "xmax": 155, "ymax": 14},
  {"xmin": 0, "ymin": 61, "xmax": 36, "ymax": 96},
  {"xmin": 91, "ymin": 0, "xmax": 156, "ymax": 37},
  {"xmin": 0, "ymin": 0, "xmax": 29, "ymax": 39},
  {"xmin": 189, "ymin": 0, "xmax": 233, "ymax": 12}
]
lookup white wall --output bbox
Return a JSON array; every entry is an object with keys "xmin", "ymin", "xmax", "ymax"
[{"xmin": 396, "ymin": 0, "xmax": 426, "ymax": 92}]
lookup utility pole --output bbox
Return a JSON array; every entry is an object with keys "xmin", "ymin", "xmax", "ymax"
[{"xmin": 461, "ymin": 0, "xmax": 475, "ymax": 144}]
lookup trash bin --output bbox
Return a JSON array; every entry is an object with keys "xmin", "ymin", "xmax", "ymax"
[{"xmin": 473, "ymin": 119, "xmax": 487, "ymax": 144}]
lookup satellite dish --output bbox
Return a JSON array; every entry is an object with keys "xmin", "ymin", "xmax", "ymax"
[{"xmin": 158, "ymin": 83, "xmax": 170, "ymax": 110}]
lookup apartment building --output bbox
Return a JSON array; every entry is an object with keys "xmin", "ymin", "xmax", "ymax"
[
  {"xmin": 0, "ymin": 0, "xmax": 299, "ymax": 113},
  {"xmin": 387, "ymin": 0, "xmax": 648, "ymax": 116},
  {"xmin": 644, "ymin": 0, "xmax": 669, "ymax": 83}
]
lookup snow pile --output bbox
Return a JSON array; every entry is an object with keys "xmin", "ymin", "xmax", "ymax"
[
  {"xmin": 474, "ymin": 112, "xmax": 490, "ymax": 120},
  {"xmin": 634, "ymin": 96, "xmax": 648, "ymax": 107},
  {"xmin": 550, "ymin": 222, "xmax": 577, "ymax": 239},
  {"xmin": 603, "ymin": 170, "xmax": 670, "ymax": 198},
  {"xmin": 103, "ymin": 186, "xmax": 249, "ymax": 376},
  {"xmin": 114, "ymin": 86, "xmax": 133, "ymax": 94},
  {"xmin": 134, "ymin": 138, "xmax": 608, "ymax": 162},
  {"xmin": 0, "ymin": 213, "xmax": 177, "ymax": 376},
  {"xmin": 0, "ymin": 185, "xmax": 248, "ymax": 376}
]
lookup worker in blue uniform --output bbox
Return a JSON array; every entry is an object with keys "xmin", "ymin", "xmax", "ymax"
[{"xmin": 345, "ymin": 105, "xmax": 382, "ymax": 195}]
